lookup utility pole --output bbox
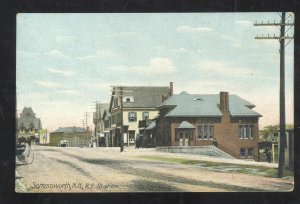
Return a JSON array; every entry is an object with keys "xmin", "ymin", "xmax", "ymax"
[
  {"xmin": 85, "ymin": 112, "xmax": 88, "ymax": 129},
  {"xmin": 82, "ymin": 119, "xmax": 85, "ymax": 129},
  {"xmin": 91, "ymin": 101, "xmax": 101, "ymax": 147},
  {"xmin": 83, "ymin": 112, "xmax": 92, "ymax": 129},
  {"xmin": 254, "ymin": 12, "xmax": 294, "ymax": 178},
  {"xmin": 120, "ymin": 86, "xmax": 124, "ymax": 152},
  {"xmin": 111, "ymin": 86, "xmax": 132, "ymax": 152}
]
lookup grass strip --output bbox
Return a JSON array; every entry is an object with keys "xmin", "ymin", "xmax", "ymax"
[{"xmin": 136, "ymin": 155, "xmax": 293, "ymax": 178}]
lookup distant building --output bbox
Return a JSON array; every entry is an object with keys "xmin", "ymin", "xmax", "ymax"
[
  {"xmin": 17, "ymin": 107, "xmax": 42, "ymax": 138},
  {"xmin": 93, "ymin": 103, "xmax": 109, "ymax": 146},
  {"xmin": 49, "ymin": 126, "xmax": 90, "ymax": 147},
  {"xmin": 156, "ymin": 91, "xmax": 262, "ymax": 160},
  {"xmin": 101, "ymin": 109, "xmax": 112, "ymax": 147},
  {"xmin": 109, "ymin": 83, "xmax": 172, "ymax": 146}
]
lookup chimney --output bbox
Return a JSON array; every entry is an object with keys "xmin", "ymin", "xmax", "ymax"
[
  {"xmin": 169, "ymin": 82, "xmax": 173, "ymax": 96},
  {"xmin": 220, "ymin": 92, "xmax": 229, "ymax": 111}
]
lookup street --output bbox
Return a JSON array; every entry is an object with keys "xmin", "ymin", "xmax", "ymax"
[{"xmin": 15, "ymin": 146, "xmax": 293, "ymax": 192}]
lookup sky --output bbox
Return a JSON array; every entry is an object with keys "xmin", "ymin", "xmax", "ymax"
[{"xmin": 16, "ymin": 13, "xmax": 294, "ymax": 132}]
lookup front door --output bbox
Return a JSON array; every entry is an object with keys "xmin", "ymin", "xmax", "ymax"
[
  {"xmin": 178, "ymin": 131, "xmax": 189, "ymax": 146},
  {"xmin": 184, "ymin": 132, "xmax": 189, "ymax": 146}
]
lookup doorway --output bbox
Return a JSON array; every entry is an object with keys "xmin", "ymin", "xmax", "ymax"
[{"xmin": 178, "ymin": 131, "xmax": 189, "ymax": 146}]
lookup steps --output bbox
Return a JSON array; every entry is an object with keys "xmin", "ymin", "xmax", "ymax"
[{"xmin": 156, "ymin": 146, "xmax": 235, "ymax": 159}]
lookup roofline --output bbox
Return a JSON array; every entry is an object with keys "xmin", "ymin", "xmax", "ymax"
[
  {"xmin": 122, "ymin": 107, "xmax": 158, "ymax": 110},
  {"xmin": 165, "ymin": 115, "xmax": 222, "ymax": 118},
  {"xmin": 109, "ymin": 89, "xmax": 116, "ymax": 113},
  {"xmin": 111, "ymin": 85, "xmax": 169, "ymax": 88},
  {"xmin": 165, "ymin": 114, "xmax": 262, "ymax": 118},
  {"xmin": 111, "ymin": 107, "xmax": 159, "ymax": 113},
  {"xmin": 231, "ymin": 114, "xmax": 263, "ymax": 117},
  {"xmin": 156, "ymin": 105, "xmax": 177, "ymax": 109}
]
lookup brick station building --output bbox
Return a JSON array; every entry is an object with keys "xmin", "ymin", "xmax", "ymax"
[{"xmin": 156, "ymin": 91, "xmax": 262, "ymax": 160}]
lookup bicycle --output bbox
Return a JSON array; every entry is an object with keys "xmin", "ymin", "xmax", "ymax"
[{"xmin": 16, "ymin": 142, "xmax": 34, "ymax": 165}]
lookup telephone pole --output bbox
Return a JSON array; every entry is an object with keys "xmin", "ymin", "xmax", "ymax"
[
  {"xmin": 83, "ymin": 112, "xmax": 92, "ymax": 130},
  {"xmin": 111, "ymin": 86, "xmax": 132, "ymax": 152},
  {"xmin": 120, "ymin": 86, "xmax": 124, "ymax": 152},
  {"xmin": 81, "ymin": 119, "xmax": 85, "ymax": 129},
  {"xmin": 254, "ymin": 12, "xmax": 294, "ymax": 178},
  {"xmin": 91, "ymin": 101, "xmax": 101, "ymax": 147}
]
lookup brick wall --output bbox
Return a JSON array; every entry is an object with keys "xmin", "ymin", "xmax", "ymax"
[{"xmin": 162, "ymin": 115, "xmax": 259, "ymax": 160}]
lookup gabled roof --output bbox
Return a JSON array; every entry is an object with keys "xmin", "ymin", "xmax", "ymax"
[
  {"xmin": 52, "ymin": 126, "xmax": 86, "ymax": 133},
  {"xmin": 93, "ymin": 103, "xmax": 109, "ymax": 120},
  {"xmin": 18, "ymin": 107, "xmax": 42, "ymax": 129},
  {"xmin": 157, "ymin": 92, "xmax": 262, "ymax": 117},
  {"xmin": 177, "ymin": 121, "xmax": 195, "ymax": 129},
  {"xmin": 102, "ymin": 109, "xmax": 111, "ymax": 120},
  {"xmin": 109, "ymin": 86, "xmax": 169, "ymax": 112},
  {"xmin": 20, "ymin": 107, "xmax": 36, "ymax": 118}
]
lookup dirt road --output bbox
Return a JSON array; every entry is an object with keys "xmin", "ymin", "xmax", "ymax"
[{"xmin": 15, "ymin": 146, "xmax": 293, "ymax": 192}]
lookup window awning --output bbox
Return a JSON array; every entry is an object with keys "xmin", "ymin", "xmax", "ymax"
[{"xmin": 177, "ymin": 121, "xmax": 195, "ymax": 129}]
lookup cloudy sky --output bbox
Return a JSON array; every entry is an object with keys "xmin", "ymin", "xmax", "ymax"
[{"xmin": 17, "ymin": 13, "xmax": 294, "ymax": 132}]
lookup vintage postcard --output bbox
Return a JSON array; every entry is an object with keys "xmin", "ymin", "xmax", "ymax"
[{"xmin": 15, "ymin": 13, "xmax": 294, "ymax": 192}]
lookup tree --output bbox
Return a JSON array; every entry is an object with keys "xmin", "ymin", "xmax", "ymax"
[
  {"xmin": 259, "ymin": 125, "xmax": 278, "ymax": 141},
  {"xmin": 260, "ymin": 124, "xmax": 294, "ymax": 141}
]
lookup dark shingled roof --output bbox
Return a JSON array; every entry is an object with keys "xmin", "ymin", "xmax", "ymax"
[
  {"xmin": 157, "ymin": 92, "xmax": 262, "ymax": 117},
  {"xmin": 53, "ymin": 127, "xmax": 86, "ymax": 133},
  {"xmin": 111, "ymin": 86, "xmax": 169, "ymax": 109}
]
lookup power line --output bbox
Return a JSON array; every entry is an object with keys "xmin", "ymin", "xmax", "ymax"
[{"xmin": 254, "ymin": 12, "xmax": 294, "ymax": 178}]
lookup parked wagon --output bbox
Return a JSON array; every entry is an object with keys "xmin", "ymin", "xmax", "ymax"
[{"xmin": 16, "ymin": 142, "xmax": 34, "ymax": 164}]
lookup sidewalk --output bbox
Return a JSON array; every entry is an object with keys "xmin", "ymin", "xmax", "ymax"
[{"xmin": 121, "ymin": 147, "xmax": 278, "ymax": 168}]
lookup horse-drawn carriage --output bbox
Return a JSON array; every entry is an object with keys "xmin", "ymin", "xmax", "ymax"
[{"xmin": 16, "ymin": 137, "xmax": 34, "ymax": 164}]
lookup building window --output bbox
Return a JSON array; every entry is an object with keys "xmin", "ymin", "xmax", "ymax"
[
  {"xmin": 208, "ymin": 125, "xmax": 213, "ymax": 140},
  {"xmin": 249, "ymin": 125, "xmax": 254, "ymax": 139},
  {"xmin": 198, "ymin": 124, "xmax": 214, "ymax": 140},
  {"xmin": 248, "ymin": 148, "xmax": 254, "ymax": 157},
  {"xmin": 239, "ymin": 126, "xmax": 243, "ymax": 139},
  {"xmin": 113, "ymin": 98, "xmax": 119, "ymax": 108},
  {"xmin": 124, "ymin": 96, "xmax": 134, "ymax": 103},
  {"xmin": 240, "ymin": 148, "xmax": 246, "ymax": 157},
  {"xmin": 142, "ymin": 112, "xmax": 149, "ymax": 120},
  {"xmin": 239, "ymin": 124, "xmax": 254, "ymax": 139},
  {"xmin": 203, "ymin": 125, "xmax": 208, "ymax": 140},
  {"xmin": 128, "ymin": 112, "xmax": 137, "ymax": 122},
  {"xmin": 198, "ymin": 126, "xmax": 203, "ymax": 140}
]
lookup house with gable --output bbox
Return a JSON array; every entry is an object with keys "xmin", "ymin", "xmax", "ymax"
[
  {"xmin": 93, "ymin": 103, "xmax": 110, "ymax": 146},
  {"xmin": 17, "ymin": 107, "xmax": 42, "ymax": 137},
  {"xmin": 109, "ymin": 83, "xmax": 172, "ymax": 146},
  {"xmin": 101, "ymin": 108, "xmax": 112, "ymax": 146},
  {"xmin": 156, "ymin": 91, "xmax": 262, "ymax": 160}
]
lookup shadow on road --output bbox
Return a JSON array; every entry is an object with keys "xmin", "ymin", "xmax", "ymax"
[{"xmin": 57, "ymin": 151, "xmax": 269, "ymax": 192}]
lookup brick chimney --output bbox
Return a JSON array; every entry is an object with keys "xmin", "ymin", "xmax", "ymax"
[
  {"xmin": 169, "ymin": 82, "xmax": 173, "ymax": 96},
  {"xmin": 220, "ymin": 92, "xmax": 229, "ymax": 112}
]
